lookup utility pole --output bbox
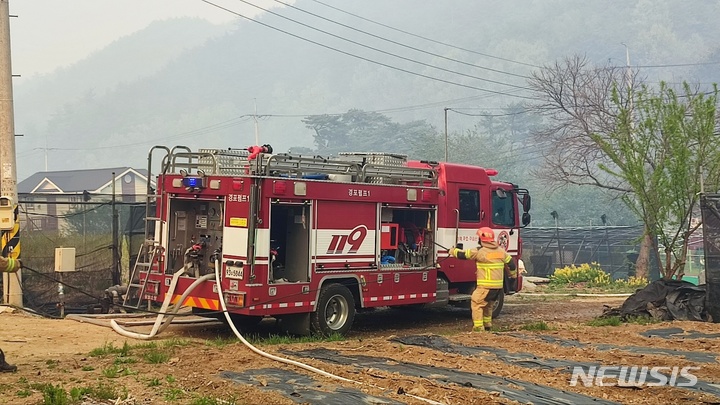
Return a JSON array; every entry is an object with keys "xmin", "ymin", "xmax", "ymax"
[
  {"xmin": 444, "ymin": 108, "xmax": 449, "ymax": 162},
  {"xmin": 621, "ymin": 42, "xmax": 634, "ymax": 114},
  {"xmin": 111, "ymin": 172, "xmax": 119, "ymax": 286},
  {"xmin": 253, "ymin": 98, "xmax": 259, "ymax": 145},
  {"xmin": 0, "ymin": 0, "xmax": 21, "ymax": 307}
]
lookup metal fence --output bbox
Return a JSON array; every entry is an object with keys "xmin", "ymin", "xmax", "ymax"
[
  {"xmin": 520, "ymin": 225, "xmax": 661, "ymax": 279},
  {"xmin": 4, "ymin": 204, "xmax": 668, "ymax": 315},
  {"xmin": 1, "ymin": 200, "xmax": 147, "ymax": 316}
]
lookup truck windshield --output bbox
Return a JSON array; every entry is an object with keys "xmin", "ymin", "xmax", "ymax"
[{"xmin": 492, "ymin": 190, "xmax": 515, "ymax": 227}]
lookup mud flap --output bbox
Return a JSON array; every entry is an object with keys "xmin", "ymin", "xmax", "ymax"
[
  {"xmin": 504, "ymin": 273, "xmax": 517, "ymax": 295},
  {"xmin": 278, "ymin": 313, "xmax": 311, "ymax": 336}
]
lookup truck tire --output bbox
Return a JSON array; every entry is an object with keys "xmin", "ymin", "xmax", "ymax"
[
  {"xmin": 310, "ymin": 283, "xmax": 355, "ymax": 336},
  {"xmin": 492, "ymin": 290, "xmax": 505, "ymax": 319}
]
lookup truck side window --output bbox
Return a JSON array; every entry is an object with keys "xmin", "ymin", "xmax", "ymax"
[
  {"xmin": 492, "ymin": 190, "xmax": 515, "ymax": 226},
  {"xmin": 459, "ymin": 189, "xmax": 480, "ymax": 222}
]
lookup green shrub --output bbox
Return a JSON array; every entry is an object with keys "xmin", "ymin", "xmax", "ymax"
[
  {"xmin": 551, "ymin": 263, "xmax": 649, "ymax": 289},
  {"xmin": 551, "ymin": 263, "xmax": 608, "ymax": 285}
]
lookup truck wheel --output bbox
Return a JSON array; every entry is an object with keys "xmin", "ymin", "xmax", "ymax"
[
  {"xmin": 492, "ymin": 290, "xmax": 505, "ymax": 319},
  {"xmin": 311, "ymin": 283, "xmax": 355, "ymax": 336}
]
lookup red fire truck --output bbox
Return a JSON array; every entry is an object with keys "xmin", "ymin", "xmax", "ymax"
[{"xmin": 129, "ymin": 145, "xmax": 531, "ymax": 335}]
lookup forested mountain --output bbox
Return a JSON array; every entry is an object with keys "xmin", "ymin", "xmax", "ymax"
[{"xmin": 12, "ymin": 0, "xmax": 720, "ymax": 226}]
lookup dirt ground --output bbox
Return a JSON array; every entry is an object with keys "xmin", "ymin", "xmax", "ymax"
[{"xmin": 1, "ymin": 294, "xmax": 719, "ymax": 404}]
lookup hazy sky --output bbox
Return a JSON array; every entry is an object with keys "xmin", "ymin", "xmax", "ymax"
[{"xmin": 8, "ymin": 1, "xmax": 281, "ymax": 79}]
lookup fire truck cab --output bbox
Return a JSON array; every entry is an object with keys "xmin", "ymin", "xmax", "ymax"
[{"xmin": 130, "ymin": 146, "xmax": 531, "ymax": 336}]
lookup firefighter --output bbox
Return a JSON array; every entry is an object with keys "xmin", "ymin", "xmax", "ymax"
[
  {"xmin": 0, "ymin": 255, "xmax": 21, "ymax": 372},
  {"xmin": 449, "ymin": 227, "xmax": 516, "ymax": 332}
]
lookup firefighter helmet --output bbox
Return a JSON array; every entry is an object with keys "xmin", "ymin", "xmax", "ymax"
[{"xmin": 477, "ymin": 227, "xmax": 495, "ymax": 243}]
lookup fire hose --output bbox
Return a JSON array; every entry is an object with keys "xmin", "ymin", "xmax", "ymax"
[
  {"xmin": 210, "ymin": 258, "xmax": 445, "ymax": 405},
  {"xmin": 108, "ymin": 259, "xmax": 445, "ymax": 404}
]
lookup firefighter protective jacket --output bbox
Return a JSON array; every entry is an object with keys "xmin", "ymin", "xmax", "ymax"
[
  {"xmin": 0, "ymin": 257, "xmax": 20, "ymax": 273},
  {"xmin": 451, "ymin": 241, "xmax": 515, "ymax": 289}
]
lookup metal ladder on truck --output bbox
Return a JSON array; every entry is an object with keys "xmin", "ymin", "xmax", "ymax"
[
  {"xmin": 123, "ymin": 146, "xmax": 172, "ymax": 310},
  {"xmin": 252, "ymin": 152, "xmax": 438, "ymax": 186}
]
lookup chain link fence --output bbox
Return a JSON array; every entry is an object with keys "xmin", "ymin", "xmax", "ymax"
[
  {"xmin": 1, "ymin": 200, "xmax": 147, "ymax": 316},
  {"xmin": 520, "ymin": 225, "xmax": 662, "ymax": 280}
]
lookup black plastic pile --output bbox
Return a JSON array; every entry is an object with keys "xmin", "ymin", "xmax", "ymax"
[{"xmin": 603, "ymin": 279, "xmax": 707, "ymax": 321}]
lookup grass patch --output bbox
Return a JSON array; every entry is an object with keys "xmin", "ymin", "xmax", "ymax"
[
  {"xmin": 132, "ymin": 342, "xmax": 158, "ymax": 350},
  {"xmin": 206, "ymin": 336, "xmax": 236, "ymax": 348},
  {"xmin": 143, "ymin": 349, "xmax": 171, "ymax": 364},
  {"xmin": 101, "ymin": 364, "xmax": 135, "ymax": 378},
  {"xmin": 45, "ymin": 359, "xmax": 60, "ymax": 370},
  {"xmin": 41, "ymin": 384, "xmax": 68, "ymax": 405},
  {"xmin": 166, "ymin": 375, "xmax": 177, "ymax": 383},
  {"xmin": 113, "ymin": 356, "xmax": 137, "ymax": 365},
  {"xmin": 86, "ymin": 382, "xmax": 127, "ymax": 401},
  {"xmin": 81, "ymin": 365, "xmax": 95, "ymax": 372},
  {"xmin": 165, "ymin": 388, "xmax": 185, "ymax": 401},
  {"xmin": 69, "ymin": 387, "xmax": 91, "ymax": 401},
  {"xmin": 519, "ymin": 321, "xmax": 552, "ymax": 331},
  {"xmin": 89, "ymin": 341, "xmax": 132, "ymax": 357},
  {"xmin": 191, "ymin": 396, "xmax": 238, "ymax": 405},
  {"xmin": 16, "ymin": 389, "xmax": 31, "ymax": 398},
  {"xmin": 148, "ymin": 378, "xmax": 162, "ymax": 387},
  {"xmin": 245, "ymin": 332, "xmax": 345, "ymax": 345},
  {"xmin": 587, "ymin": 316, "xmax": 623, "ymax": 326},
  {"xmin": 162, "ymin": 338, "xmax": 192, "ymax": 348}
]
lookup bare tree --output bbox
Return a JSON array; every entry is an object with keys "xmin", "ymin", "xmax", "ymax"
[
  {"xmin": 528, "ymin": 55, "xmax": 656, "ymax": 277},
  {"xmin": 531, "ymin": 55, "xmax": 720, "ymax": 280},
  {"xmin": 529, "ymin": 55, "xmax": 637, "ymax": 192}
]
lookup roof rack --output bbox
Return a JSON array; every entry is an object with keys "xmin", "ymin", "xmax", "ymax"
[{"xmin": 157, "ymin": 147, "xmax": 436, "ymax": 185}]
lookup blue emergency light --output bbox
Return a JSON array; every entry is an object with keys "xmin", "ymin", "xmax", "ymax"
[{"xmin": 182, "ymin": 177, "xmax": 206, "ymax": 189}]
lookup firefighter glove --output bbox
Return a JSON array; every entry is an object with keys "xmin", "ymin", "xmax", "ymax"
[{"xmin": 2, "ymin": 258, "xmax": 21, "ymax": 273}]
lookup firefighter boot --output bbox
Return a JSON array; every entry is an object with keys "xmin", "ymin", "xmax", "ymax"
[
  {"xmin": 0, "ymin": 349, "xmax": 17, "ymax": 373},
  {"xmin": 483, "ymin": 316, "xmax": 493, "ymax": 331},
  {"xmin": 472, "ymin": 320, "xmax": 484, "ymax": 332}
]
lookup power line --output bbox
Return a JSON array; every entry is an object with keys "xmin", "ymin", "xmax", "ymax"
[
  {"xmin": 447, "ymin": 107, "xmax": 531, "ymax": 117},
  {"xmin": 229, "ymin": 0, "xmax": 531, "ymax": 91},
  {"xmin": 269, "ymin": 0, "xmax": 531, "ymax": 81},
  {"xmin": 629, "ymin": 61, "xmax": 720, "ymax": 68},
  {"xmin": 307, "ymin": 0, "xmax": 541, "ymax": 69},
  {"xmin": 201, "ymin": 0, "xmax": 537, "ymax": 100}
]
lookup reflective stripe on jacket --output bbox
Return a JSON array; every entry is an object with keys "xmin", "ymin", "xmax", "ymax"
[
  {"xmin": 0, "ymin": 257, "xmax": 18, "ymax": 273},
  {"xmin": 457, "ymin": 244, "xmax": 512, "ymax": 288}
]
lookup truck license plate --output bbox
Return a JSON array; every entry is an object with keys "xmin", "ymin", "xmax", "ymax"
[{"xmin": 225, "ymin": 266, "xmax": 243, "ymax": 279}]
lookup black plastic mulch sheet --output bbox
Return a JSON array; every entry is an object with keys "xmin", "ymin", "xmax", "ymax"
[
  {"xmin": 507, "ymin": 333, "xmax": 719, "ymax": 363},
  {"xmin": 286, "ymin": 348, "xmax": 620, "ymax": 405},
  {"xmin": 392, "ymin": 335, "xmax": 720, "ymax": 399},
  {"xmin": 221, "ymin": 368, "xmax": 403, "ymax": 405},
  {"xmin": 605, "ymin": 279, "xmax": 707, "ymax": 321},
  {"xmin": 641, "ymin": 327, "xmax": 720, "ymax": 339}
]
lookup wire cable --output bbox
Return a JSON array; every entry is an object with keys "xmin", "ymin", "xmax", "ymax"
[
  {"xmin": 269, "ymin": 0, "xmax": 531, "ymax": 81},
  {"xmin": 307, "ymin": 0, "xmax": 541, "ymax": 69},
  {"xmin": 229, "ymin": 0, "xmax": 530, "ymax": 90},
  {"xmin": 201, "ymin": 0, "xmax": 537, "ymax": 100}
]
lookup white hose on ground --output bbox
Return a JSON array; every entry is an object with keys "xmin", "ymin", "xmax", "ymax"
[
  {"xmin": 213, "ymin": 259, "xmax": 444, "ymax": 405},
  {"xmin": 110, "ymin": 269, "xmax": 209, "ymax": 340}
]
